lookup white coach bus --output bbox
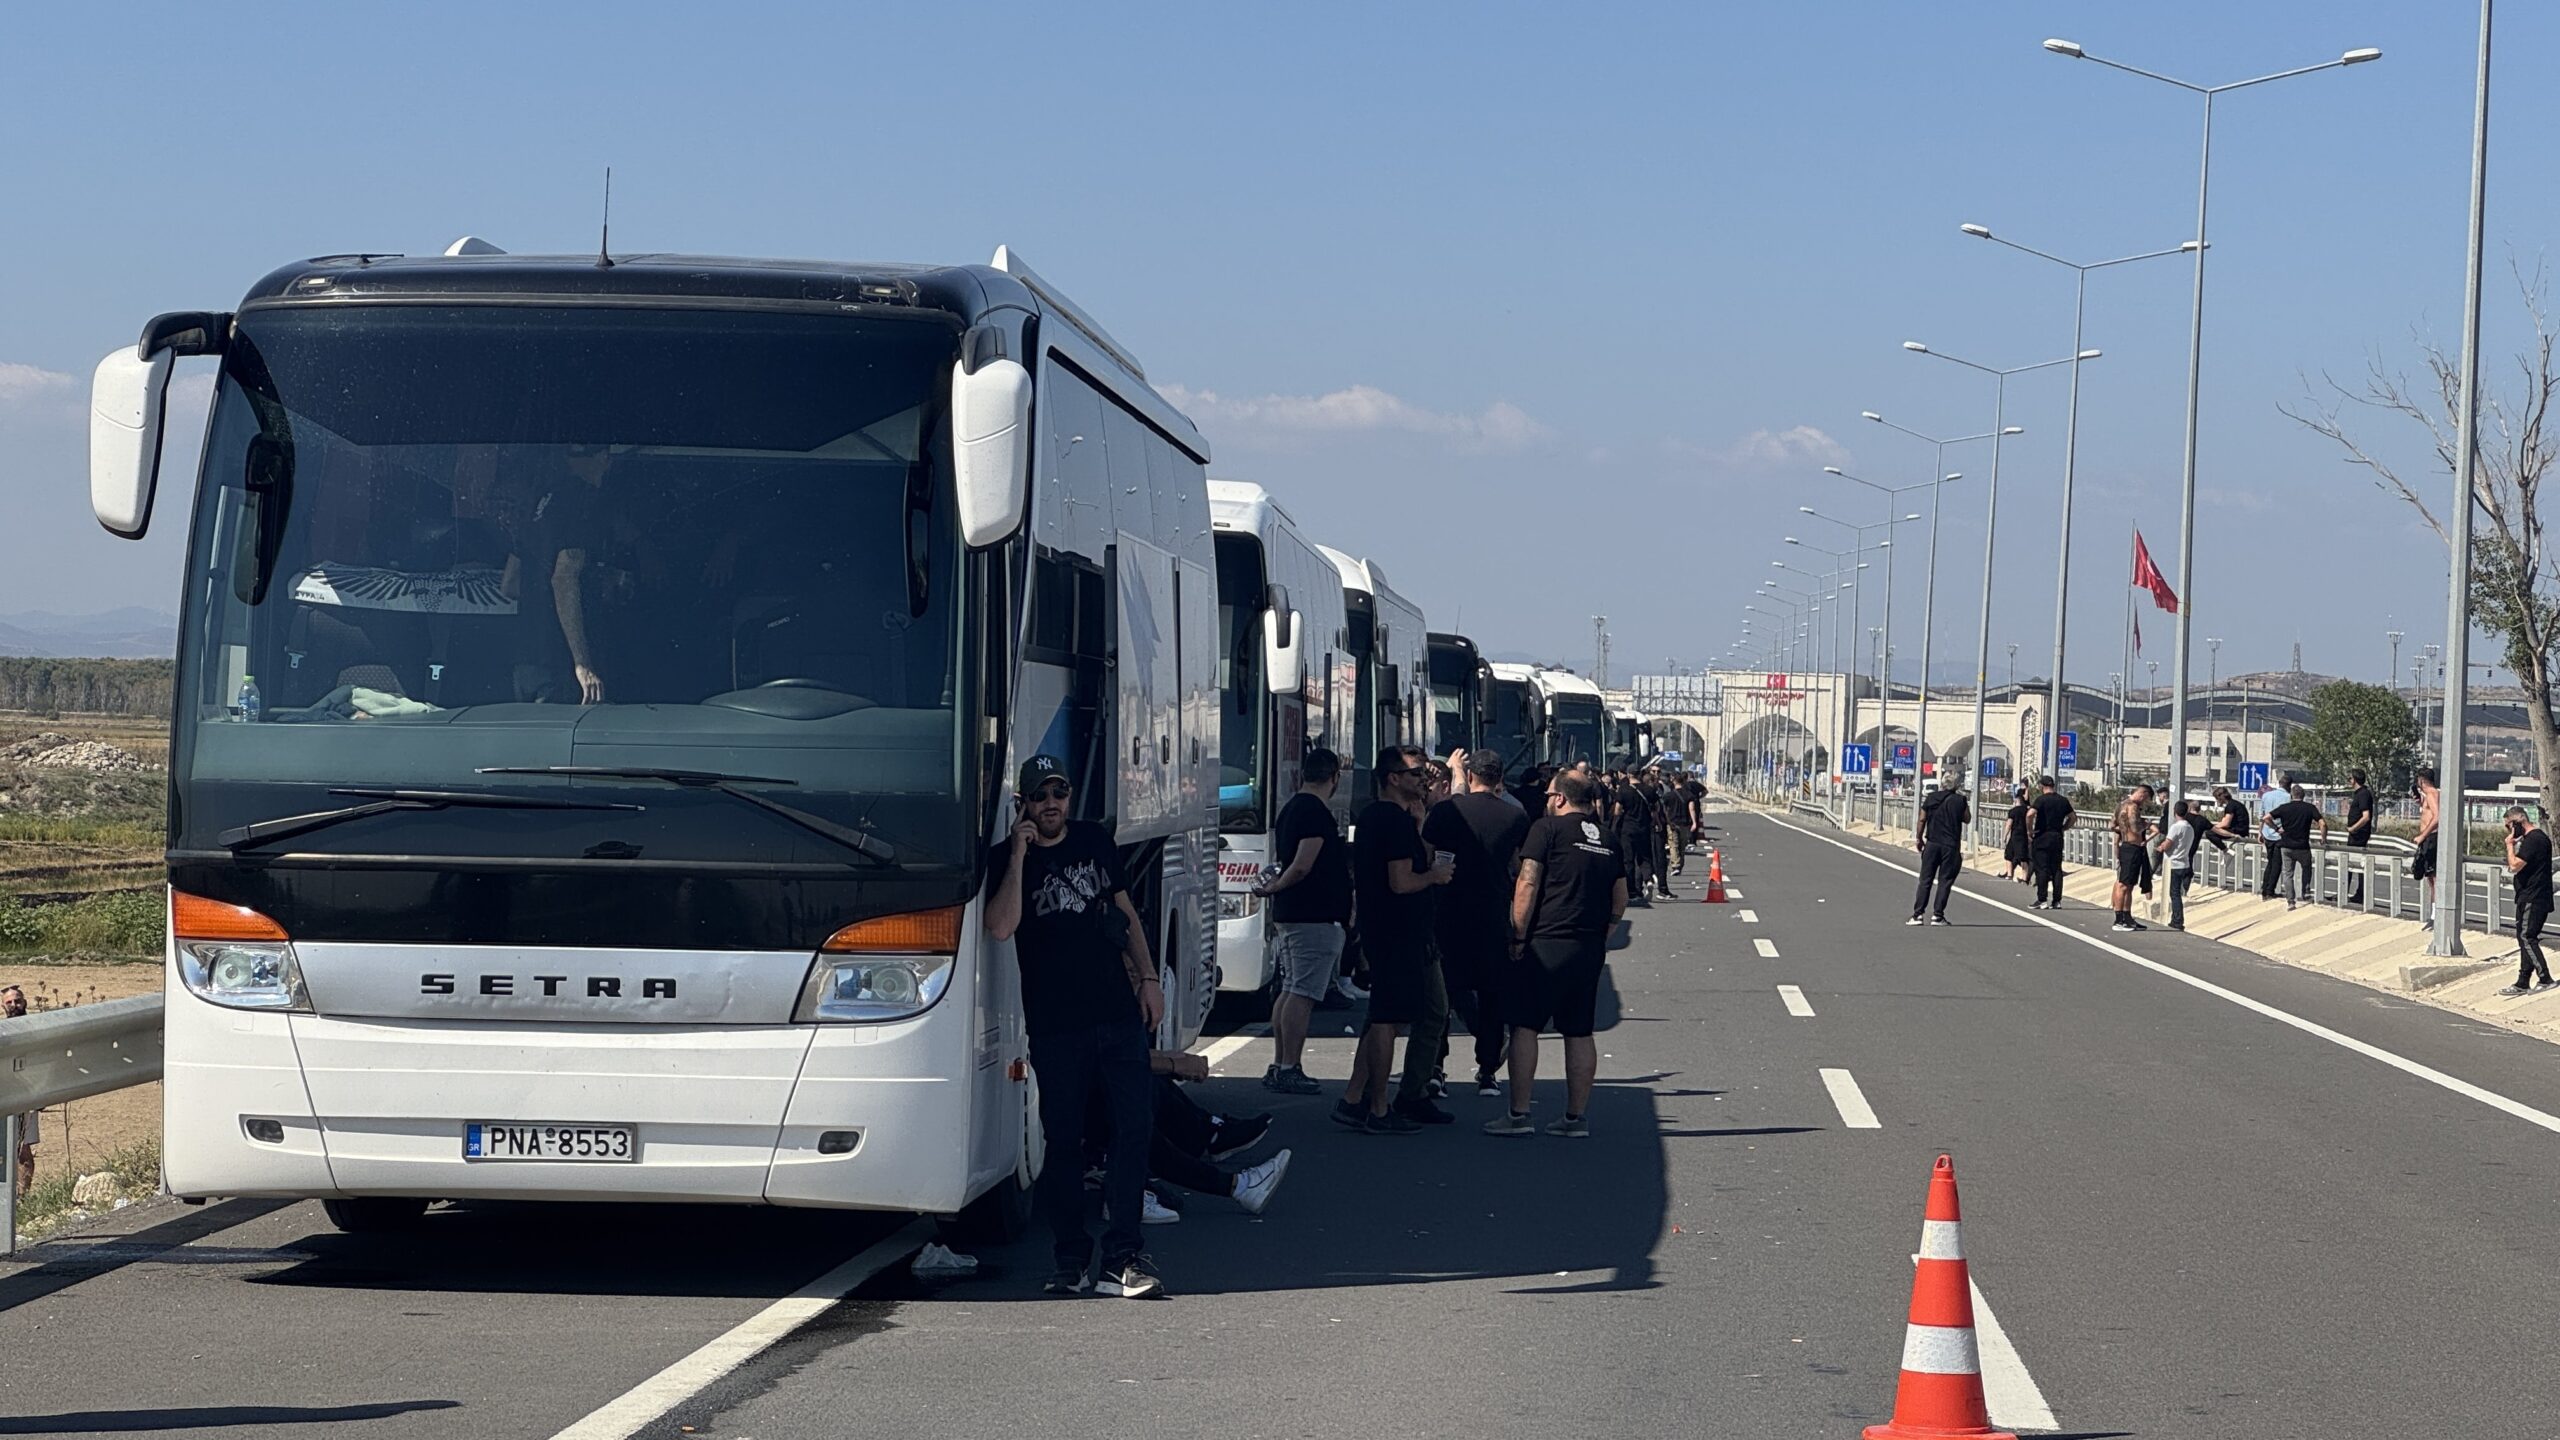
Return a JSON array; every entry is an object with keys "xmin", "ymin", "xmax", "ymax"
[
  {"xmin": 1205, "ymin": 480, "xmax": 1352, "ymax": 994},
  {"xmin": 86, "ymin": 242, "xmax": 1219, "ymax": 1234},
  {"xmin": 1317, "ymin": 546, "xmax": 1432, "ymax": 810}
]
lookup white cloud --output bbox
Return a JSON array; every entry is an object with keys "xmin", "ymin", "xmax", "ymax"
[
  {"xmin": 0, "ymin": 363, "xmax": 77, "ymax": 412},
  {"xmin": 1160, "ymin": 382, "xmax": 1552, "ymax": 451},
  {"xmin": 1720, "ymin": 425, "xmax": 1850, "ymax": 469}
]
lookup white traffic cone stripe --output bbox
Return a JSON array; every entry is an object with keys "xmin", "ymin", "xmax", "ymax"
[
  {"xmin": 1918, "ymin": 1219, "xmax": 1963, "ymax": 1260},
  {"xmin": 1898, "ymin": 1322, "xmax": 1983, "ymax": 1376}
]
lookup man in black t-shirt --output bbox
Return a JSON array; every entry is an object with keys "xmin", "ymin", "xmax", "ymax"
[
  {"xmin": 1910, "ymin": 774, "xmax": 1971, "ymax": 925},
  {"xmin": 1609, "ymin": 773, "xmax": 1657, "ymax": 905},
  {"xmin": 1484, "ymin": 771, "xmax": 1627, "ymax": 1139},
  {"xmin": 1253, "ymin": 748, "xmax": 1350, "ymax": 1095},
  {"xmin": 2208, "ymin": 785, "xmax": 2249, "ymax": 855},
  {"xmin": 2343, "ymin": 769, "xmax": 2377, "ymax": 905},
  {"xmin": 1341, "ymin": 746, "xmax": 1454, "ymax": 1133},
  {"xmin": 2268, "ymin": 781, "xmax": 2327, "ymax": 909},
  {"xmin": 985, "ymin": 755, "xmax": 1165, "ymax": 1300},
  {"xmin": 2025, "ymin": 776, "xmax": 2076, "ymax": 909},
  {"xmin": 2502, "ymin": 806, "xmax": 2555, "ymax": 994},
  {"xmin": 1426, "ymin": 749, "xmax": 1535, "ymax": 1093}
]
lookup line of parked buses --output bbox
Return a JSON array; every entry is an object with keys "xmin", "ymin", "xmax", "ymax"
[{"xmin": 1207, "ymin": 479, "xmax": 1667, "ymax": 997}]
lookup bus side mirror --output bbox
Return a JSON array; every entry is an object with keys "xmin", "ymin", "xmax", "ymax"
[
  {"xmin": 1264, "ymin": 608, "xmax": 1304, "ymax": 695},
  {"xmin": 951, "ymin": 356, "xmax": 1033, "ymax": 548},
  {"xmin": 90, "ymin": 345, "xmax": 173, "ymax": 539}
]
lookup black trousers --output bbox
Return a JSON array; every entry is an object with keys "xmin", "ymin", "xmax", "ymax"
[
  {"xmin": 2346, "ymin": 836, "xmax": 2370, "ymax": 903},
  {"xmin": 1147, "ymin": 1076, "xmax": 1230, "ymax": 1197},
  {"xmin": 1030, "ymin": 1021, "xmax": 1152, "ymax": 1272},
  {"xmin": 1438, "ymin": 913, "xmax": 1511, "ymax": 1078},
  {"xmin": 1617, "ymin": 828, "xmax": 1654, "ymax": 894},
  {"xmin": 2259, "ymin": 840, "xmax": 2282, "ymax": 899},
  {"xmin": 1913, "ymin": 842, "xmax": 1962, "ymax": 919},
  {"xmin": 2519, "ymin": 902, "xmax": 2553, "ymax": 987},
  {"xmin": 2031, "ymin": 838, "xmax": 2067, "ymax": 906}
]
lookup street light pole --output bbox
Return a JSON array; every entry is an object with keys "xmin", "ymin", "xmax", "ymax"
[
  {"xmin": 2433, "ymin": 0, "xmax": 2493, "ymax": 958},
  {"xmin": 1903, "ymin": 341, "xmax": 2086, "ymax": 794},
  {"xmin": 2045, "ymin": 34, "xmax": 2383, "ymax": 818},
  {"xmin": 1823, "ymin": 464, "xmax": 1943, "ymax": 826},
  {"xmin": 2206, "ymin": 636, "xmax": 2223, "ymax": 782},
  {"xmin": 1861, "ymin": 414, "xmax": 2009, "ymax": 817},
  {"xmin": 1960, "ymin": 222, "xmax": 2195, "ymax": 777}
]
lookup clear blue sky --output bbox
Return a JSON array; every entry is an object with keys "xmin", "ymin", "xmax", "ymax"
[{"xmin": 0, "ymin": 2, "xmax": 2540, "ymax": 689}]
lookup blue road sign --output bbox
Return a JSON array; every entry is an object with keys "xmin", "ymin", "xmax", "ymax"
[
  {"xmin": 1981, "ymin": 756, "xmax": 2004, "ymax": 779},
  {"xmin": 2055, "ymin": 731, "xmax": 2079, "ymax": 771},
  {"xmin": 2238, "ymin": 761, "xmax": 2270, "ymax": 795},
  {"xmin": 1891, "ymin": 741, "xmax": 1916, "ymax": 773},
  {"xmin": 1842, "ymin": 744, "xmax": 1873, "ymax": 775}
]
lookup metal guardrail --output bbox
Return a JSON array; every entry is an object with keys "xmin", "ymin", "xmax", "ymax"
[{"xmin": 1, "ymin": 992, "xmax": 163, "ymax": 1255}]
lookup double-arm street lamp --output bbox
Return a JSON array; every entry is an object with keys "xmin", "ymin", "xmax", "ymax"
[
  {"xmin": 1958, "ymin": 222, "xmax": 2197, "ymax": 777},
  {"xmin": 1902, "ymin": 341, "xmax": 2090, "ymax": 792},
  {"xmin": 1822, "ymin": 466, "xmax": 1953, "ymax": 826},
  {"xmin": 1863, "ymin": 413, "xmax": 2019, "ymax": 801},
  {"xmin": 2043, "ymin": 34, "xmax": 2382, "ymax": 813}
]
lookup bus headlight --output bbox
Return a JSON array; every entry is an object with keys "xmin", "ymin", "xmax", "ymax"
[
  {"xmin": 178, "ymin": 942, "xmax": 310, "ymax": 1012},
  {"xmin": 794, "ymin": 954, "xmax": 953, "ymax": 1024}
]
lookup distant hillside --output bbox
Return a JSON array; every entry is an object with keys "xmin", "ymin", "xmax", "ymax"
[{"xmin": 0, "ymin": 609, "xmax": 178, "ymax": 660}]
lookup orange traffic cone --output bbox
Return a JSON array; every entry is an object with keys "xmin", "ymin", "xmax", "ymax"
[
  {"xmin": 1701, "ymin": 847, "xmax": 1729, "ymax": 903},
  {"xmin": 1862, "ymin": 1155, "xmax": 2013, "ymax": 1440}
]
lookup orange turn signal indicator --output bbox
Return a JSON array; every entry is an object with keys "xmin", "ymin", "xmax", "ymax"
[
  {"xmin": 821, "ymin": 905, "xmax": 962, "ymax": 955},
  {"xmin": 172, "ymin": 890, "xmax": 289, "ymax": 942}
]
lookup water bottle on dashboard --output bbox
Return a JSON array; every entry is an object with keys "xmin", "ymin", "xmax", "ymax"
[{"xmin": 236, "ymin": 674, "xmax": 262, "ymax": 723}]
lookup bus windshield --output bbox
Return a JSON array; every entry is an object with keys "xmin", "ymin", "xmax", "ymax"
[
  {"xmin": 1214, "ymin": 532, "xmax": 1268, "ymax": 833},
  {"xmin": 1551, "ymin": 696, "xmax": 1605, "ymax": 768},
  {"xmin": 1481, "ymin": 679, "xmax": 1536, "ymax": 777},
  {"xmin": 170, "ymin": 302, "xmax": 975, "ymax": 869}
]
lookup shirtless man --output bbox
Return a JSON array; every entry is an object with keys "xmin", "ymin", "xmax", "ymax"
[{"xmin": 2109, "ymin": 784, "xmax": 2156, "ymax": 933}]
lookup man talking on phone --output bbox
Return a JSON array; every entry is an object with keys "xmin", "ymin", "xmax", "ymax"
[
  {"xmin": 2500, "ymin": 806, "xmax": 2554, "ymax": 996},
  {"xmin": 985, "ymin": 755, "xmax": 1166, "ymax": 1300}
]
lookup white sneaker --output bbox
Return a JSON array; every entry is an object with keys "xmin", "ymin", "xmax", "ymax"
[
  {"xmin": 1232, "ymin": 1148, "xmax": 1292, "ymax": 1215},
  {"xmin": 1140, "ymin": 1190, "xmax": 1181, "ymax": 1225}
]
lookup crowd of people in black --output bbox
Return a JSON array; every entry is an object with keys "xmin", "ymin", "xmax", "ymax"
[{"xmin": 982, "ymin": 744, "xmax": 1707, "ymax": 1299}]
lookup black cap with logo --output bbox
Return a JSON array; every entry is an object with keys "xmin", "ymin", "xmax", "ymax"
[{"xmin": 1017, "ymin": 754, "xmax": 1069, "ymax": 794}]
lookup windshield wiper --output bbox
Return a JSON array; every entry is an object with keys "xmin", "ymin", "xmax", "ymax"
[
  {"xmin": 478, "ymin": 766, "xmax": 898, "ymax": 865},
  {"xmin": 219, "ymin": 787, "xmax": 647, "ymax": 851}
]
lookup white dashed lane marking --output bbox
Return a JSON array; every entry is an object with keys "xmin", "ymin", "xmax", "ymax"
[
  {"xmin": 1778, "ymin": 985, "xmax": 1815, "ymax": 1017},
  {"xmin": 1738, "ymin": 908, "xmax": 1760, "ymax": 923},
  {"xmin": 1820, "ymin": 1067, "xmax": 1881, "ymax": 1129},
  {"xmin": 1752, "ymin": 938, "xmax": 1780, "ymax": 959}
]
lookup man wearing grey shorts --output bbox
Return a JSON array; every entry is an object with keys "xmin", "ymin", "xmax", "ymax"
[{"xmin": 1253, "ymin": 749, "xmax": 1350, "ymax": 1094}]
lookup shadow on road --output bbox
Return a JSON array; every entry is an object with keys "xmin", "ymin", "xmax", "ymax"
[
  {"xmin": 0, "ymin": 1401, "xmax": 461, "ymax": 1434},
  {"xmin": 248, "ymin": 1204, "xmax": 909, "ymax": 1300}
]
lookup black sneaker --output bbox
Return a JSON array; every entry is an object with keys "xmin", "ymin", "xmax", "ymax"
[
  {"xmin": 1330, "ymin": 1099, "xmax": 1366, "ymax": 1129},
  {"xmin": 1206, "ymin": 1113, "xmax": 1273, "ymax": 1161},
  {"xmin": 1261, "ymin": 1064, "xmax": 1321, "ymax": 1096},
  {"xmin": 1474, "ymin": 1069, "xmax": 1502, "ymax": 1097},
  {"xmin": 1095, "ymin": 1255, "xmax": 1165, "ymax": 1299},
  {"xmin": 1042, "ymin": 1267, "xmax": 1090, "ymax": 1296},
  {"xmin": 2499, "ymin": 984, "xmax": 2532, "ymax": 997},
  {"xmin": 1426, "ymin": 1075, "xmax": 1448, "ymax": 1100},
  {"xmin": 1362, "ymin": 1110, "xmax": 1423, "ymax": 1135},
  {"xmin": 1395, "ymin": 1097, "xmax": 1457, "ymax": 1126},
  {"xmin": 1929, "ymin": 915, "xmax": 1952, "ymax": 926}
]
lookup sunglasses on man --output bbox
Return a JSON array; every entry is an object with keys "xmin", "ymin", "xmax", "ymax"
[{"xmin": 1025, "ymin": 781, "xmax": 1072, "ymax": 801}]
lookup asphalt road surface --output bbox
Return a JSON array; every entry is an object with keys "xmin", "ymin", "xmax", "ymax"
[{"xmin": 9, "ymin": 803, "xmax": 2560, "ymax": 1438}]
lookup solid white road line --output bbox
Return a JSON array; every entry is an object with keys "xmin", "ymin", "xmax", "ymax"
[
  {"xmin": 1901, "ymin": 1258, "xmax": 2060, "ymax": 1432},
  {"xmin": 1200, "ymin": 1025, "xmax": 1270, "ymax": 1069},
  {"xmin": 1819, "ymin": 1067, "xmax": 1880, "ymax": 1128},
  {"xmin": 548, "ymin": 1219, "xmax": 934, "ymax": 1440},
  {"xmin": 1753, "ymin": 937, "xmax": 1780, "ymax": 958},
  {"xmin": 1968, "ymin": 1272, "xmax": 2061, "ymax": 1431},
  {"xmin": 1738, "ymin": 908, "xmax": 1760, "ymax": 923},
  {"xmin": 1760, "ymin": 811, "xmax": 2560, "ymax": 1140},
  {"xmin": 1777, "ymin": 984, "xmax": 1815, "ymax": 1018}
]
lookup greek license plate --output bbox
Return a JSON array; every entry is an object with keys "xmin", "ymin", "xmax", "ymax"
[{"xmin": 464, "ymin": 1123, "xmax": 637, "ymax": 1162}]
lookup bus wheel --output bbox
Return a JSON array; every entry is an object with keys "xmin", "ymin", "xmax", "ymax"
[
  {"xmin": 953, "ymin": 1066, "xmax": 1040, "ymax": 1243},
  {"xmin": 321, "ymin": 1196, "xmax": 430, "ymax": 1233}
]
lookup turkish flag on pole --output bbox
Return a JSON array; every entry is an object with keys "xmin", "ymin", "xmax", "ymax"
[{"xmin": 2132, "ymin": 531, "xmax": 2180, "ymax": 613}]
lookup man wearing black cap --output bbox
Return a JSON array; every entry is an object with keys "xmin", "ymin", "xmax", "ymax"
[
  {"xmin": 986, "ymin": 755, "xmax": 1166, "ymax": 1300},
  {"xmin": 1425, "ymin": 748, "xmax": 1533, "ymax": 1095}
]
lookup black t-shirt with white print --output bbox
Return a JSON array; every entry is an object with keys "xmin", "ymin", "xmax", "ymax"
[
  {"xmin": 1519, "ymin": 811, "xmax": 1626, "ymax": 943},
  {"xmin": 984, "ymin": 820, "xmax": 1139, "ymax": 1038}
]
